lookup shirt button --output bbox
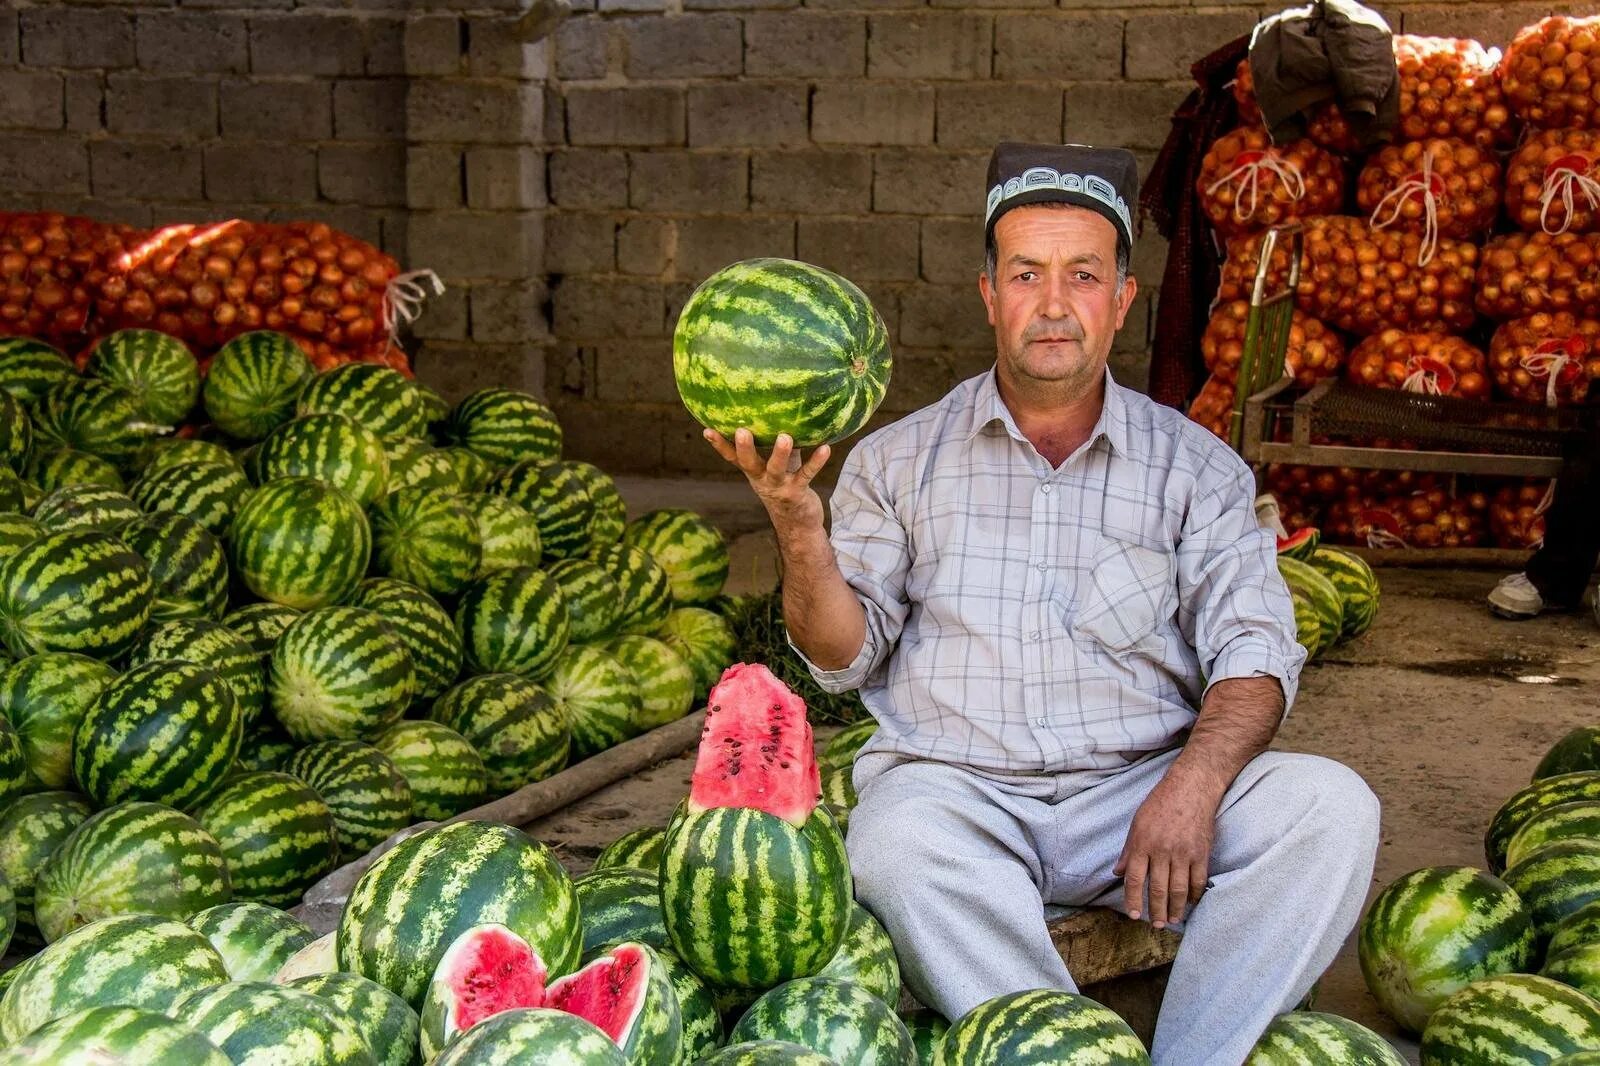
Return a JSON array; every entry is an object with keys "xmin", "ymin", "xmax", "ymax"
[
  {"xmin": 1031, "ymin": 631, "xmax": 1041, "ymax": 640},
  {"xmin": 1041, "ymin": 484, "xmax": 1052, "ymax": 494},
  {"xmin": 1036, "ymin": 562, "xmax": 1046, "ymax": 572}
]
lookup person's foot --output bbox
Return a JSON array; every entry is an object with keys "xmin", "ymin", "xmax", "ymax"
[{"xmin": 1488, "ymin": 573, "xmax": 1547, "ymax": 619}]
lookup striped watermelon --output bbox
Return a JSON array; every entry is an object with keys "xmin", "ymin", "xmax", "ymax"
[
  {"xmin": 415, "ymin": 382, "xmax": 451, "ymax": 430},
  {"xmin": 282, "ymin": 740, "xmax": 414, "ymax": 858},
  {"xmin": 236, "ymin": 721, "xmax": 296, "ymax": 773},
  {"xmin": 606, "ymin": 635, "xmax": 694, "ymax": 730},
  {"xmin": 625, "ymin": 509, "xmax": 730, "ymax": 606},
  {"xmin": 1309, "ymin": 545, "xmax": 1380, "ymax": 639},
  {"xmin": 173, "ymin": 980, "xmax": 377, "ymax": 1066},
  {"xmin": 0, "ymin": 653, "xmax": 118, "ymax": 790},
  {"xmin": 0, "ymin": 514, "xmax": 38, "ymax": 564},
  {"xmin": 297, "ymin": 362, "xmax": 427, "ymax": 440},
  {"xmin": 1279, "ymin": 556, "xmax": 1342, "ymax": 651},
  {"xmin": 0, "ymin": 468, "xmax": 22, "ymax": 513},
  {"xmin": 372, "ymin": 720, "xmax": 489, "ymax": 822},
  {"xmin": 287, "ymin": 972, "xmax": 422, "ymax": 1066},
  {"xmin": 1244, "ymin": 1011, "xmax": 1405, "ymax": 1064},
  {"xmin": 933, "ymin": 989, "xmax": 1148, "ymax": 1065},
  {"xmin": 1544, "ymin": 942, "xmax": 1600, "ymax": 1000},
  {"xmin": 1552, "ymin": 899, "xmax": 1600, "ymax": 958},
  {"xmin": 138, "ymin": 437, "xmax": 239, "ymax": 475},
  {"xmin": 1359, "ymin": 865, "xmax": 1535, "ymax": 1033},
  {"xmin": 187, "ymin": 901, "xmax": 315, "ymax": 982},
  {"xmin": 822, "ymin": 718, "xmax": 876, "ymax": 773},
  {"xmin": 255, "ymin": 413, "xmax": 390, "ymax": 505},
  {"xmin": 574, "ymin": 866, "xmax": 670, "ymax": 955},
  {"xmin": 31, "ymin": 484, "xmax": 140, "ymax": 533},
  {"xmin": 441, "ymin": 446, "xmax": 496, "ymax": 494},
  {"xmin": 118, "ymin": 512, "xmax": 229, "ymax": 621},
  {"xmin": 492, "ymin": 459, "xmax": 594, "ymax": 560},
  {"xmin": 1488, "ymin": 773, "xmax": 1600, "ymax": 874},
  {"xmin": 0, "ymin": 791, "xmax": 93, "ymax": 946},
  {"xmin": 129, "ymin": 459, "xmax": 252, "ymax": 535},
  {"xmin": 419, "ymin": 924, "xmax": 550, "ymax": 1062},
  {"xmin": 673, "ymin": 258, "xmax": 892, "ymax": 447},
  {"xmin": 464, "ymin": 493, "xmax": 542, "ymax": 574},
  {"xmin": 72, "ymin": 659, "xmax": 242, "ymax": 810},
  {"xmin": 0, "ymin": 391, "xmax": 27, "ymax": 473},
  {"xmin": 32, "ymin": 379, "xmax": 168, "ymax": 471},
  {"xmin": 455, "ymin": 566, "xmax": 571, "ymax": 679},
  {"xmin": 129, "ymin": 618, "xmax": 266, "ymax": 725},
  {"xmin": 699, "ymin": 1043, "xmax": 841, "ymax": 1065},
  {"xmin": 563, "ymin": 461, "xmax": 626, "ymax": 549},
  {"xmin": 902, "ymin": 1009, "xmax": 949, "ymax": 1066},
  {"xmin": 545, "ymin": 940, "xmax": 683, "ymax": 1066},
  {"xmin": 370, "ymin": 488, "xmax": 483, "ymax": 597},
  {"xmin": 654, "ymin": 946, "xmax": 724, "ymax": 1060},
  {"xmin": 336, "ymin": 819, "xmax": 583, "ymax": 1006},
  {"xmin": 230, "ymin": 477, "xmax": 371, "ymax": 609},
  {"xmin": 0, "ymin": 913, "xmax": 228, "ymax": 1042},
  {"xmin": 204, "ymin": 331, "xmax": 316, "ymax": 441},
  {"xmin": 817, "ymin": 901, "xmax": 901, "ymax": 1008},
  {"xmin": 430, "ymin": 673, "xmax": 571, "ymax": 793},
  {"xmin": 33, "ymin": 802, "xmax": 232, "ymax": 943},
  {"xmin": 1504, "ymin": 840, "xmax": 1600, "ymax": 948},
  {"xmin": 547, "ymin": 558, "xmax": 623, "ymax": 643},
  {"xmin": 0, "ymin": 718, "xmax": 21, "ymax": 808},
  {"xmin": 432, "ymin": 1007, "xmax": 626, "ymax": 1066},
  {"xmin": 195, "ymin": 770, "xmax": 340, "ymax": 907},
  {"xmin": 545, "ymin": 645, "xmax": 645, "ymax": 759},
  {"xmin": 1540, "ymin": 730, "xmax": 1600, "ymax": 781},
  {"xmin": 0, "ymin": 337, "xmax": 75, "ymax": 404},
  {"xmin": 656, "ymin": 605, "xmax": 736, "ymax": 697},
  {"xmin": 593, "ymin": 826, "xmax": 666, "ymax": 874},
  {"xmin": 85, "ymin": 329, "xmax": 200, "ymax": 426},
  {"xmin": 661, "ymin": 802, "xmax": 851, "ymax": 989},
  {"xmin": 225, "ymin": 601, "xmax": 302, "ymax": 658},
  {"xmin": 0, "ymin": 1004, "xmax": 230, "ymax": 1065},
  {"xmin": 1420, "ymin": 973, "xmax": 1600, "ymax": 1065},
  {"xmin": 446, "ymin": 387, "xmax": 564, "ymax": 468},
  {"xmin": 730, "ymin": 976, "xmax": 915, "ymax": 1064},
  {"xmin": 387, "ymin": 442, "xmax": 466, "ymax": 496},
  {"xmin": 820, "ymin": 763, "xmax": 857, "ymax": 832},
  {"xmin": 22, "ymin": 447, "xmax": 123, "ymax": 493},
  {"xmin": 1509, "ymin": 801, "xmax": 1600, "ymax": 869},
  {"xmin": 590, "ymin": 543, "xmax": 672, "ymax": 637},
  {"xmin": 1290, "ymin": 592, "xmax": 1325, "ymax": 657},
  {"xmin": 348, "ymin": 577, "xmax": 464, "ymax": 702},
  {"xmin": 270, "ymin": 605, "xmax": 415, "ymax": 743}
]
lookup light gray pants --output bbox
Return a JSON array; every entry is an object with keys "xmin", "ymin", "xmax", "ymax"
[{"xmin": 846, "ymin": 748, "xmax": 1380, "ymax": 1066}]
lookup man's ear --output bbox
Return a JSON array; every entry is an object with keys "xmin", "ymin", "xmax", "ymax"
[
  {"xmin": 978, "ymin": 269, "xmax": 998, "ymax": 328},
  {"xmin": 1113, "ymin": 273, "xmax": 1139, "ymax": 332}
]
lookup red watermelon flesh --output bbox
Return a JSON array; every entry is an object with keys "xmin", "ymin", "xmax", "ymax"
[
  {"xmin": 688, "ymin": 662, "xmax": 820, "ymax": 827},
  {"xmin": 544, "ymin": 942, "xmax": 650, "ymax": 1047},
  {"xmin": 431, "ymin": 923, "xmax": 549, "ymax": 1039}
]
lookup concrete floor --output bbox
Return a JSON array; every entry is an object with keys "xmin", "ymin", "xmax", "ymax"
[{"xmin": 535, "ymin": 478, "xmax": 1600, "ymax": 1063}]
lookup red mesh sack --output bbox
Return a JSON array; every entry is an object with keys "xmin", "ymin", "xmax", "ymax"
[
  {"xmin": 0, "ymin": 213, "xmax": 139, "ymax": 349},
  {"xmin": 1393, "ymin": 36, "xmax": 1517, "ymax": 149},
  {"xmin": 1487, "ymin": 311, "xmax": 1600, "ymax": 406},
  {"xmin": 1345, "ymin": 328, "xmax": 1491, "ymax": 400},
  {"xmin": 1201, "ymin": 299, "xmax": 1344, "ymax": 388},
  {"xmin": 1329, "ymin": 487, "xmax": 1488, "ymax": 549},
  {"xmin": 1487, "ymin": 479, "xmax": 1554, "ymax": 549},
  {"xmin": 1198, "ymin": 127, "xmax": 1346, "ymax": 239},
  {"xmin": 1357, "ymin": 138, "xmax": 1503, "ymax": 255},
  {"xmin": 1186, "ymin": 375, "xmax": 1235, "ymax": 441},
  {"xmin": 1476, "ymin": 231, "xmax": 1600, "ymax": 322},
  {"xmin": 1500, "ymin": 15, "xmax": 1600, "ymax": 131},
  {"xmin": 1505, "ymin": 129, "xmax": 1600, "ymax": 235}
]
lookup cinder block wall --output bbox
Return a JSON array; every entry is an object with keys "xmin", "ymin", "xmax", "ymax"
[{"xmin": 0, "ymin": 0, "xmax": 1582, "ymax": 476}]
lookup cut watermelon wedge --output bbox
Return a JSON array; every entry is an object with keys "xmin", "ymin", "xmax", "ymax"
[
  {"xmin": 1276, "ymin": 527, "xmax": 1321, "ymax": 561},
  {"xmin": 544, "ymin": 941, "xmax": 682, "ymax": 1065},
  {"xmin": 421, "ymin": 923, "xmax": 549, "ymax": 1060},
  {"xmin": 689, "ymin": 662, "xmax": 820, "ymax": 828}
]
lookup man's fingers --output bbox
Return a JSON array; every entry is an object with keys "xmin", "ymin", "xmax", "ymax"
[
  {"xmin": 1189, "ymin": 860, "xmax": 1209, "ymax": 904},
  {"xmin": 1121, "ymin": 853, "xmax": 1147, "ymax": 920},
  {"xmin": 732, "ymin": 428, "xmax": 767, "ymax": 478},
  {"xmin": 702, "ymin": 429, "xmax": 739, "ymax": 465},
  {"xmin": 797, "ymin": 443, "xmax": 832, "ymax": 484},
  {"xmin": 766, "ymin": 434, "xmax": 794, "ymax": 478},
  {"xmin": 1166, "ymin": 865, "xmax": 1190, "ymax": 927},
  {"xmin": 1148, "ymin": 859, "xmax": 1170, "ymax": 928}
]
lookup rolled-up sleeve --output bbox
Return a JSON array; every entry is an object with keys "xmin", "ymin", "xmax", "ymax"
[
  {"xmin": 1176, "ymin": 448, "xmax": 1307, "ymax": 715},
  {"xmin": 785, "ymin": 444, "xmax": 912, "ymax": 695}
]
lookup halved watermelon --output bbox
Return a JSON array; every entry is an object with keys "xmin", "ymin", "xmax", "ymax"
[
  {"xmin": 421, "ymin": 924, "xmax": 549, "ymax": 1062},
  {"xmin": 544, "ymin": 941, "xmax": 682, "ymax": 1065},
  {"xmin": 690, "ymin": 663, "xmax": 820, "ymax": 828},
  {"xmin": 1276, "ymin": 527, "xmax": 1321, "ymax": 561}
]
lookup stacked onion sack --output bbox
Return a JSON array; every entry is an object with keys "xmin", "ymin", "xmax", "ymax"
[{"xmin": 1199, "ymin": 23, "xmax": 1600, "ymax": 553}]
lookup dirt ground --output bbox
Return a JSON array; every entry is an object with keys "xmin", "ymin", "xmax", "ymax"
[{"xmin": 531, "ymin": 478, "xmax": 1600, "ymax": 1063}]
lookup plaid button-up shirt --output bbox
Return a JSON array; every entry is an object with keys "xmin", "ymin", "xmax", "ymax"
[{"xmin": 793, "ymin": 367, "xmax": 1306, "ymax": 773}]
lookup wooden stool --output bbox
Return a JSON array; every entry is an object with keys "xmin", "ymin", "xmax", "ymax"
[{"xmin": 1051, "ymin": 908, "xmax": 1180, "ymax": 1046}]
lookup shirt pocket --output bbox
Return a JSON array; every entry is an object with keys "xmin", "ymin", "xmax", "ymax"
[{"xmin": 1071, "ymin": 535, "xmax": 1177, "ymax": 656}]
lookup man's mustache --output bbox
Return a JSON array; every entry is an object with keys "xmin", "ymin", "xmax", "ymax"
[{"xmin": 1022, "ymin": 322, "xmax": 1085, "ymax": 342}]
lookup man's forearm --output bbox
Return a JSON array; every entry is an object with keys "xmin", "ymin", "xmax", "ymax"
[
  {"xmin": 1166, "ymin": 675, "xmax": 1285, "ymax": 800},
  {"xmin": 775, "ymin": 520, "xmax": 867, "ymax": 672}
]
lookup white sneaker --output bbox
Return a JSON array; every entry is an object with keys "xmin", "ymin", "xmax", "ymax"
[{"xmin": 1488, "ymin": 573, "xmax": 1546, "ymax": 619}]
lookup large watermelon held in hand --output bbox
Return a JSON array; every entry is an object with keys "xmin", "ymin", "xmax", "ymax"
[
  {"xmin": 674, "ymin": 258, "xmax": 893, "ymax": 447},
  {"xmin": 933, "ymin": 989, "xmax": 1149, "ymax": 1065}
]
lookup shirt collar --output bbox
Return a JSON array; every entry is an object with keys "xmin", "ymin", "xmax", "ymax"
[{"xmin": 964, "ymin": 365, "xmax": 1130, "ymax": 459}]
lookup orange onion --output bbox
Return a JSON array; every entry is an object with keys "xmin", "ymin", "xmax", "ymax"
[
  {"xmin": 1201, "ymin": 300, "xmax": 1345, "ymax": 388},
  {"xmin": 1504, "ymin": 129, "xmax": 1600, "ymax": 234},
  {"xmin": 1476, "ymin": 231, "xmax": 1600, "ymax": 321},
  {"xmin": 1345, "ymin": 328, "xmax": 1491, "ymax": 400}
]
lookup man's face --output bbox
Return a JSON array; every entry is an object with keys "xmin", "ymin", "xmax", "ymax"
[{"xmin": 978, "ymin": 205, "xmax": 1138, "ymax": 395}]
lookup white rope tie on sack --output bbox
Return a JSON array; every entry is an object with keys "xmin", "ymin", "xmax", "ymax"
[
  {"xmin": 1539, "ymin": 156, "xmax": 1600, "ymax": 236},
  {"xmin": 1526, "ymin": 479, "xmax": 1557, "ymax": 550},
  {"xmin": 1401, "ymin": 357, "xmax": 1449, "ymax": 396},
  {"xmin": 1519, "ymin": 346, "xmax": 1577, "ymax": 408},
  {"xmin": 1206, "ymin": 149, "xmax": 1306, "ymax": 226},
  {"xmin": 382, "ymin": 269, "xmax": 446, "ymax": 350},
  {"xmin": 1370, "ymin": 148, "xmax": 1441, "ymax": 268},
  {"xmin": 1364, "ymin": 522, "xmax": 1410, "ymax": 550}
]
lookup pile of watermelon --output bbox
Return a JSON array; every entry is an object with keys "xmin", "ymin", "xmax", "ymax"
[
  {"xmin": 1275, "ymin": 529, "xmax": 1382, "ymax": 661},
  {"xmin": 1357, "ymin": 726, "xmax": 1600, "ymax": 1063}
]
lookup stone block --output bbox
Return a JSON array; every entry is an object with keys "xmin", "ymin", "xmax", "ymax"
[
  {"xmin": 248, "ymin": 14, "xmax": 366, "ymax": 75},
  {"xmin": 105, "ymin": 73, "xmax": 216, "ymax": 138},
  {"xmin": 994, "ymin": 14, "xmax": 1122, "ymax": 80},
  {"xmin": 812, "ymin": 84, "xmax": 933, "ymax": 146},
  {"xmin": 549, "ymin": 148, "xmax": 631, "ymax": 209},
  {"xmin": 408, "ymin": 211, "xmax": 544, "ymax": 282},
  {"xmin": 867, "ymin": 13, "xmax": 991, "ymax": 80},
  {"xmin": 466, "ymin": 16, "xmax": 546, "ymax": 78},
  {"xmin": 336, "ymin": 78, "xmax": 408, "ymax": 141},
  {"xmin": 403, "ymin": 15, "xmax": 460, "ymax": 77},
  {"xmin": 622, "ymin": 14, "xmax": 742, "ymax": 79},
  {"xmin": 751, "ymin": 149, "xmax": 872, "ymax": 212},
  {"xmin": 319, "ymin": 144, "xmax": 407, "ymax": 206},
  {"xmin": 805, "ymin": 0, "xmax": 920, "ymax": 8},
  {"xmin": 364, "ymin": 16, "xmax": 406, "ymax": 76},
  {"xmin": 629, "ymin": 151, "xmax": 749, "ymax": 212},
  {"xmin": 686, "ymin": 0, "xmax": 799, "ymax": 9},
  {"xmin": 600, "ymin": 0, "xmax": 667, "ymax": 12},
  {"xmin": 921, "ymin": 217, "xmax": 984, "ymax": 284},
  {"xmin": 1064, "ymin": 81, "xmax": 1190, "ymax": 151},
  {"xmin": 406, "ymin": 145, "xmax": 463, "ymax": 210},
  {"xmin": 687, "ymin": 83, "xmax": 807, "ymax": 147},
  {"xmin": 471, "ymin": 282, "xmax": 550, "ymax": 344},
  {"xmin": 406, "ymin": 80, "xmax": 540, "ymax": 145},
  {"xmin": 266, "ymin": 203, "xmax": 380, "ymax": 244},
  {"xmin": 593, "ymin": 340, "xmax": 678, "ymax": 404},
  {"xmin": 553, "ymin": 277, "xmax": 667, "ymax": 338},
  {"xmin": 409, "ymin": 282, "xmax": 469, "ymax": 342},
  {"xmin": 546, "ymin": 212, "xmax": 617, "ymax": 275},
  {"xmin": 63, "ymin": 74, "xmax": 104, "ymax": 133},
  {"xmin": 797, "ymin": 217, "xmax": 920, "ymax": 281},
  {"xmin": 1125, "ymin": 12, "xmax": 1257, "ymax": 81},
  {"xmin": 873, "ymin": 149, "xmax": 988, "ymax": 216},
  {"xmin": 1399, "ymin": 3, "xmax": 1591, "ymax": 47},
  {"xmin": 90, "ymin": 140, "xmax": 201, "ymax": 200},
  {"xmin": 0, "ymin": 10, "xmax": 17, "ymax": 66},
  {"xmin": 936, "ymin": 83, "xmax": 1061, "ymax": 148},
  {"xmin": 203, "ymin": 143, "xmax": 318, "ymax": 203},
  {"xmin": 0, "ymin": 72, "xmax": 63, "ymax": 131},
  {"xmin": 550, "ymin": 397, "xmax": 669, "ymax": 474},
  {"xmin": 218, "ymin": 78, "xmax": 331, "ymax": 139},
  {"xmin": 419, "ymin": 341, "xmax": 545, "ymax": 402},
  {"xmin": 617, "ymin": 217, "xmax": 672, "ymax": 276},
  {"xmin": 556, "ymin": 17, "xmax": 609, "ymax": 80},
  {"xmin": 900, "ymin": 283, "xmax": 994, "ymax": 347},
  {"xmin": 20, "ymin": 9, "xmax": 134, "ymax": 68},
  {"xmin": 0, "ymin": 134, "xmax": 88, "ymax": 195},
  {"xmin": 744, "ymin": 13, "xmax": 865, "ymax": 77},
  {"xmin": 135, "ymin": 12, "xmax": 249, "ymax": 73},
  {"xmin": 567, "ymin": 87, "xmax": 685, "ymax": 147},
  {"xmin": 672, "ymin": 216, "xmax": 794, "ymax": 280},
  {"xmin": 465, "ymin": 146, "xmax": 547, "ymax": 210}
]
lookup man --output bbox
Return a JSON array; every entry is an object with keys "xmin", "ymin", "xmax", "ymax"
[{"xmin": 704, "ymin": 143, "xmax": 1381, "ymax": 1065}]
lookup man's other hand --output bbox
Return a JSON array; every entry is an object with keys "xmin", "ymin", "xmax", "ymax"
[{"xmin": 1113, "ymin": 766, "xmax": 1226, "ymax": 930}]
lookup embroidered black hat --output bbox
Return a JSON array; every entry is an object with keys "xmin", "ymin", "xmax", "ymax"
[{"xmin": 983, "ymin": 142, "xmax": 1139, "ymax": 252}]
